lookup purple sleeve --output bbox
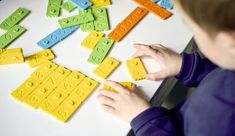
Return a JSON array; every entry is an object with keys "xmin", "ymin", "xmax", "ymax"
[
  {"xmin": 130, "ymin": 107, "xmax": 176, "ymax": 136},
  {"xmin": 176, "ymin": 52, "xmax": 217, "ymax": 87}
]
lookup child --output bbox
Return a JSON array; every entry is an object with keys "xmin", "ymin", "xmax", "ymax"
[{"xmin": 97, "ymin": 0, "xmax": 235, "ymax": 135}]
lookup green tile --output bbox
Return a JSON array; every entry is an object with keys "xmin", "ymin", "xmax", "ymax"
[
  {"xmin": 0, "ymin": 8, "xmax": 30, "ymax": 31},
  {"xmin": 61, "ymin": 1, "xmax": 76, "ymax": 13},
  {"xmin": 46, "ymin": 0, "xmax": 62, "ymax": 17},
  {"xmin": 87, "ymin": 37, "xmax": 114, "ymax": 64},
  {"xmin": 0, "ymin": 25, "xmax": 26, "ymax": 49},
  {"xmin": 92, "ymin": 7, "xmax": 110, "ymax": 31},
  {"xmin": 58, "ymin": 12, "xmax": 94, "ymax": 28}
]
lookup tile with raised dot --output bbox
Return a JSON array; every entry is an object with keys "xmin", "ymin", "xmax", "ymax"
[{"xmin": 25, "ymin": 49, "xmax": 55, "ymax": 68}]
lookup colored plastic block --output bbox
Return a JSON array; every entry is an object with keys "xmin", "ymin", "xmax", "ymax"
[
  {"xmin": 0, "ymin": 48, "xmax": 24, "ymax": 65},
  {"xmin": 103, "ymin": 82, "xmax": 133, "ymax": 92},
  {"xmin": 132, "ymin": 0, "xmax": 172, "ymax": 20},
  {"xmin": 39, "ymin": 88, "xmax": 68, "ymax": 113},
  {"xmin": 92, "ymin": 7, "xmax": 110, "ymax": 31},
  {"xmin": 81, "ymin": 22, "xmax": 95, "ymax": 32},
  {"xmin": 0, "ymin": 25, "xmax": 26, "ymax": 49},
  {"xmin": 108, "ymin": 7, "xmax": 148, "ymax": 42},
  {"xmin": 81, "ymin": 30, "xmax": 104, "ymax": 50},
  {"xmin": 0, "ymin": 8, "xmax": 30, "ymax": 31},
  {"xmin": 39, "ymin": 71, "xmax": 86, "ymax": 113},
  {"xmin": 24, "ymin": 66, "xmax": 71, "ymax": 109},
  {"xmin": 69, "ymin": 0, "xmax": 92, "ymax": 10},
  {"xmin": 87, "ymin": 37, "xmax": 114, "ymax": 64},
  {"xmin": 52, "ymin": 77, "xmax": 98, "ymax": 122},
  {"xmin": 72, "ymin": 77, "xmax": 99, "ymax": 100},
  {"xmin": 56, "ymin": 71, "xmax": 86, "ymax": 94},
  {"xmin": 30, "ymin": 61, "xmax": 58, "ymax": 83},
  {"xmin": 79, "ymin": 9, "xmax": 95, "ymax": 32},
  {"xmin": 25, "ymin": 49, "xmax": 55, "ymax": 68},
  {"xmin": 160, "ymin": 0, "xmax": 173, "ymax": 10},
  {"xmin": 37, "ymin": 25, "xmax": 79, "ymax": 49},
  {"xmin": 90, "ymin": 0, "xmax": 111, "ymax": 7},
  {"xmin": 93, "ymin": 56, "xmax": 120, "ymax": 79},
  {"xmin": 58, "ymin": 13, "xmax": 94, "ymax": 29},
  {"xmin": 46, "ymin": 0, "xmax": 62, "ymax": 17},
  {"xmin": 11, "ymin": 78, "xmax": 40, "ymax": 102},
  {"xmin": 61, "ymin": 1, "xmax": 76, "ymax": 13},
  {"xmin": 126, "ymin": 57, "xmax": 147, "ymax": 80}
]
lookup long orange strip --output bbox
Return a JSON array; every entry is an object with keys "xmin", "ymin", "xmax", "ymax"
[
  {"xmin": 133, "ymin": 0, "xmax": 172, "ymax": 20},
  {"xmin": 108, "ymin": 7, "xmax": 148, "ymax": 42}
]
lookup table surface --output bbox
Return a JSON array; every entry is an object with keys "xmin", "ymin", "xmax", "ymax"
[{"xmin": 0, "ymin": 0, "xmax": 192, "ymax": 136}]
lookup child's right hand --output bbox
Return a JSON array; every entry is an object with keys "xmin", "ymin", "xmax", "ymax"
[{"xmin": 132, "ymin": 43, "xmax": 182, "ymax": 80}]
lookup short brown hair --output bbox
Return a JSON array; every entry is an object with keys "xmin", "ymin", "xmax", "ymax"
[{"xmin": 176, "ymin": 0, "xmax": 235, "ymax": 33}]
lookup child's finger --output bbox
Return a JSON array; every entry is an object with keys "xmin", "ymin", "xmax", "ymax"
[
  {"xmin": 132, "ymin": 50, "xmax": 146, "ymax": 57},
  {"xmin": 97, "ymin": 94, "xmax": 116, "ymax": 107},
  {"xmin": 150, "ymin": 44, "xmax": 166, "ymax": 49},
  {"xmin": 105, "ymin": 80, "xmax": 129, "ymax": 94},
  {"xmin": 98, "ymin": 89, "xmax": 118, "ymax": 99},
  {"xmin": 132, "ymin": 48, "xmax": 160, "ymax": 59},
  {"xmin": 101, "ymin": 104, "xmax": 116, "ymax": 114},
  {"xmin": 133, "ymin": 43, "xmax": 150, "ymax": 51}
]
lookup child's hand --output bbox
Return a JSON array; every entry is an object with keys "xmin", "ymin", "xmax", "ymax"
[
  {"xmin": 133, "ymin": 43, "xmax": 182, "ymax": 80},
  {"xmin": 97, "ymin": 80, "xmax": 151, "ymax": 122}
]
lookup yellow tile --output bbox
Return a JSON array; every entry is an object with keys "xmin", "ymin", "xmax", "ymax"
[
  {"xmin": 0, "ymin": 48, "xmax": 24, "ymax": 65},
  {"xmin": 93, "ymin": 56, "xmax": 120, "ymax": 79},
  {"xmin": 40, "ymin": 88, "xmax": 68, "ymax": 113},
  {"xmin": 39, "ymin": 71, "xmax": 86, "ymax": 113},
  {"xmin": 126, "ymin": 57, "xmax": 147, "ymax": 80},
  {"xmin": 24, "ymin": 67, "xmax": 71, "ymax": 109},
  {"xmin": 90, "ymin": 0, "xmax": 111, "ymax": 7},
  {"xmin": 81, "ymin": 30, "xmax": 104, "ymax": 50},
  {"xmin": 72, "ymin": 77, "xmax": 99, "ymax": 100},
  {"xmin": 43, "ymin": 66, "xmax": 71, "ymax": 88},
  {"xmin": 52, "ymin": 93, "xmax": 83, "ymax": 122},
  {"xmin": 103, "ymin": 82, "xmax": 133, "ymax": 92},
  {"xmin": 24, "ymin": 83, "xmax": 54, "ymax": 109},
  {"xmin": 26, "ymin": 49, "xmax": 55, "ymax": 68},
  {"xmin": 30, "ymin": 61, "xmax": 58, "ymax": 83},
  {"xmin": 52, "ymin": 77, "xmax": 99, "ymax": 122},
  {"xmin": 57, "ymin": 71, "xmax": 86, "ymax": 94},
  {"xmin": 11, "ymin": 78, "xmax": 40, "ymax": 102}
]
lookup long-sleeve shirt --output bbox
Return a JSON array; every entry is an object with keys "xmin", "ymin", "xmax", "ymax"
[{"xmin": 130, "ymin": 52, "xmax": 235, "ymax": 136}]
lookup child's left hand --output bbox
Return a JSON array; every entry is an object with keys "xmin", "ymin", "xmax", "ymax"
[{"xmin": 97, "ymin": 80, "xmax": 151, "ymax": 122}]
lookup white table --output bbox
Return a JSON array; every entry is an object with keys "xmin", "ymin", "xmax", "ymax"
[{"xmin": 0, "ymin": 0, "xmax": 192, "ymax": 136}]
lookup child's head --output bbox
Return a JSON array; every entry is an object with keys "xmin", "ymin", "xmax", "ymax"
[{"xmin": 174, "ymin": 0, "xmax": 235, "ymax": 70}]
